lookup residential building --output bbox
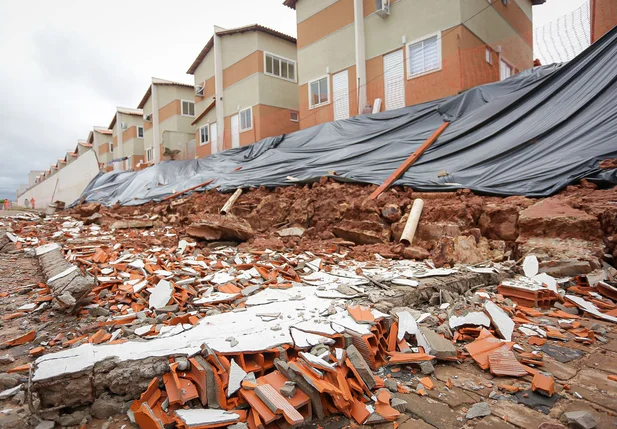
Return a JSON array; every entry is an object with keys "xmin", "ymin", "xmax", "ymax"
[
  {"xmin": 109, "ymin": 107, "xmax": 144, "ymax": 171},
  {"xmin": 187, "ymin": 24, "xmax": 300, "ymax": 157},
  {"xmin": 28, "ymin": 171, "xmax": 45, "ymax": 187},
  {"xmin": 137, "ymin": 78, "xmax": 196, "ymax": 165},
  {"xmin": 87, "ymin": 127, "xmax": 114, "ymax": 171},
  {"xmin": 591, "ymin": 0, "xmax": 617, "ymax": 42},
  {"xmin": 283, "ymin": 0, "xmax": 545, "ymax": 129}
]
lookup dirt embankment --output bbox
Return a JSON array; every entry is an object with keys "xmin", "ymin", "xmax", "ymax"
[{"xmin": 70, "ymin": 180, "xmax": 617, "ymax": 271}]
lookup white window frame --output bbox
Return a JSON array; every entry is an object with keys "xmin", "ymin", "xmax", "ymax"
[
  {"xmin": 137, "ymin": 126, "xmax": 144, "ymax": 138},
  {"xmin": 239, "ymin": 107, "xmax": 253, "ymax": 132},
  {"xmin": 146, "ymin": 147, "xmax": 153, "ymax": 163},
  {"xmin": 485, "ymin": 47, "xmax": 492, "ymax": 64},
  {"xmin": 199, "ymin": 124, "xmax": 209, "ymax": 146},
  {"xmin": 290, "ymin": 111, "xmax": 299, "ymax": 122},
  {"xmin": 264, "ymin": 52, "xmax": 297, "ymax": 83},
  {"xmin": 406, "ymin": 32, "xmax": 442, "ymax": 80},
  {"xmin": 181, "ymin": 100, "xmax": 195, "ymax": 117},
  {"xmin": 308, "ymin": 75, "xmax": 331, "ymax": 110},
  {"xmin": 500, "ymin": 57, "xmax": 514, "ymax": 80}
]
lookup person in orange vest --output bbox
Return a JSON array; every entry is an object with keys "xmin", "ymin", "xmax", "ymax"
[
  {"xmin": 30, "ymin": 197, "xmax": 35, "ymax": 209},
  {"xmin": 3, "ymin": 199, "xmax": 9, "ymax": 211}
]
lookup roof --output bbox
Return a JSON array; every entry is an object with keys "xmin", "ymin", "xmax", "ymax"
[
  {"xmin": 137, "ymin": 78, "xmax": 195, "ymax": 109},
  {"xmin": 78, "ymin": 140, "xmax": 92, "ymax": 147},
  {"xmin": 109, "ymin": 107, "xmax": 144, "ymax": 129},
  {"xmin": 94, "ymin": 126, "xmax": 113, "ymax": 135},
  {"xmin": 282, "ymin": 0, "xmax": 297, "ymax": 8},
  {"xmin": 187, "ymin": 24, "xmax": 297, "ymax": 75},
  {"xmin": 191, "ymin": 99, "xmax": 216, "ymax": 125}
]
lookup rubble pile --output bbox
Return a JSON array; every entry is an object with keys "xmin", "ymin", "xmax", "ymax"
[{"xmin": 0, "ymin": 184, "xmax": 616, "ymax": 428}]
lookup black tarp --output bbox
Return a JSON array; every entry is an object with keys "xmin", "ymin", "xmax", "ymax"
[{"xmin": 76, "ymin": 26, "xmax": 617, "ymax": 206}]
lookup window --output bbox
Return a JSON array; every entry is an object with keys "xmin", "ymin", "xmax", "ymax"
[
  {"xmin": 137, "ymin": 126, "xmax": 144, "ymax": 138},
  {"xmin": 485, "ymin": 48, "xmax": 492, "ymax": 64},
  {"xmin": 500, "ymin": 59, "xmax": 513, "ymax": 80},
  {"xmin": 239, "ymin": 107, "xmax": 253, "ymax": 131},
  {"xmin": 407, "ymin": 34, "xmax": 441, "ymax": 78},
  {"xmin": 199, "ymin": 125, "xmax": 209, "ymax": 145},
  {"xmin": 182, "ymin": 100, "xmax": 195, "ymax": 117},
  {"xmin": 110, "ymin": 143, "xmax": 113, "ymax": 152},
  {"xmin": 309, "ymin": 76, "xmax": 330, "ymax": 109},
  {"xmin": 290, "ymin": 111, "xmax": 299, "ymax": 122},
  {"xmin": 146, "ymin": 147, "xmax": 153, "ymax": 162},
  {"xmin": 210, "ymin": 123, "xmax": 218, "ymax": 144},
  {"xmin": 265, "ymin": 53, "xmax": 297, "ymax": 82}
]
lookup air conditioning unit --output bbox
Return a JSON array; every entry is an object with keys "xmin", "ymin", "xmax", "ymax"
[
  {"xmin": 195, "ymin": 85, "xmax": 204, "ymax": 97},
  {"xmin": 143, "ymin": 113, "xmax": 152, "ymax": 122},
  {"xmin": 120, "ymin": 122, "xmax": 128, "ymax": 130},
  {"xmin": 376, "ymin": 0, "xmax": 390, "ymax": 18}
]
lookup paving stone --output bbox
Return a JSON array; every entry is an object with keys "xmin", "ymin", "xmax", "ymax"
[
  {"xmin": 582, "ymin": 351, "xmax": 617, "ymax": 375},
  {"xmin": 425, "ymin": 382, "xmax": 479, "ymax": 408},
  {"xmin": 397, "ymin": 416, "xmax": 437, "ymax": 429},
  {"xmin": 561, "ymin": 400, "xmax": 617, "ymax": 429},
  {"xmin": 466, "ymin": 402, "xmax": 491, "ymax": 419},
  {"xmin": 475, "ymin": 416, "xmax": 517, "ymax": 429},
  {"xmin": 543, "ymin": 357, "xmax": 578, "ymax": 380},
  {"xmin": 541, "ymin": 343, "xmax": 585, "ymax": 363},
  {"xmin": 433, "ymin": 365, "xmax": 493, "ymax": 397},
  {"xmin": 395, "ymin": 393, "xmax": 464, "ymax": 428},
  {"xmin": 600, "ymin": 339, "xmax": 617, "ymax": 353},
  {"xmin": 563, "ymin": 410, "xmax": 597, "ymax": 429},
  {"xmin": 570, "ymin": 369, "xmax": 617, "ymax": 412},
  {"xmin": 491, "ymin": 401, "xmax": 560, "ymax": 428}
]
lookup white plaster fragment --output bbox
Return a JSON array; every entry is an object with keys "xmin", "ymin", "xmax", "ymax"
[
  {"xmin": 148, "ymin": 279, "xmax": 173, "ymax": 309},
  {"xmin": 484, "ymin": 301, "xmax": 514, "ymax": 341},
  {"xmin": 523, "ymin": 255, "xmax": 539, "ymax": 278}
]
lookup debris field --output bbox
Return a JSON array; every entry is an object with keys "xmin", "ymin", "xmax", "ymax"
[{"xmin": 0, "ymin": 181, "xmax": 616, "ymax": 429}]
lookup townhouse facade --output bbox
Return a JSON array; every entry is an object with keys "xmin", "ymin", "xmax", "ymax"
[
  {"xmin": 87, "ymin": 127, "xmax": 114, "ymax": 171},
  {"xmin": 284, "ymin": 0, "xmax": 545, "ymax": 129},
  {"xmin": 187, "ymin": 24, "xmax": 300, "ymax": 157},
  {"xmin": 109, "ymin": 107, "xmax": 145, "ymax": 171},
  {"xmin": 138, "ymin": 78, "xmax": 196, "ymax": 165}
]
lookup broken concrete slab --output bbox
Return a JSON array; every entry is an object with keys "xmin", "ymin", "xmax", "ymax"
[
  {"xmin": 36, "ymin": 245, "xmax": 95, "ymax": 311},
  {"xmin": 418, "ymin": 327, "xmax": 457, "ymax": 359},
  {"xmin": 484, "ymin": 301, "xmax": 514, "ymax": 341},
  {"xmin": 395, "ymin": 393, "xmax": 464, "ymax": 428},
  {"xmin": 332, "ymin": 220, "xmax": 390, "ymax": 245},
  {"xmin": 110, "ymin": 219, "xmax": 154, "ymax": 229}
]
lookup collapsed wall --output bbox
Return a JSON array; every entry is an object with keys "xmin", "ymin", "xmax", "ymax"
[{"xmin": 75, "ymin": 181, "xmax": 617, "ymax": 275}]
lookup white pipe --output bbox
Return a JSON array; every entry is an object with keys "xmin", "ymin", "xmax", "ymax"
[
  {"xmin": 152, "ymin": 81, "xmax": 161, "ymax": 164},
  {"xmin": 213, "ymin": 26, "xmax": 225, "ymax": 154},
  {"xmin": 220, "ymin": 189, "xmax": 242, "ymax": 215},
  {"xmin": 400, "ymin": 199, "xmax": 424, "ymax": 246},
  {"xmin": 353, "ymin": 0, "xmax": 367, "ymax": 115}
]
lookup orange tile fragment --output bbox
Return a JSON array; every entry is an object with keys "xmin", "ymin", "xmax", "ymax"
[
  {"xmin": 446, "ymin": 378, "xmax": 453, "ymax": 389},
  {"xmin": 465, "ymin": 329, "xmax": 510, "ymax": 370},
  {"xmin": 419, "ymin": 377, "xmax": 434, "ymax": 390},
  {"xmin": 347, "ymin": 305, "xmax": 375, "ymax": 324},
  {"xmin": 528, "ymin": 337, "xmax": 547, "ymax": 346},
  {"xmin": 608, "ymin": 375, "xmax": 617, "ymax": 382},
  {"xmin": 29, "ymin": 346, "xmax": 45, "ymax": 356},
  {"xmin": 8, "ymin": 364, "xmax": 31, "ymax": 373},
  {"xmin": 88, "ymin": 329, "xmax": 107, "ymax": 344},
  {"xmin": 532, "ymin": 373, "xmax": 555, "ymax": 397},
  {"xmin": 4, "ymin": 330, "xmax": 36, "ymax": 347}
]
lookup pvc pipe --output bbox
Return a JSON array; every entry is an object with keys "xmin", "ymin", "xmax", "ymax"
[
  {"xmin": 220, "ymin": 189, "xmax": 242, "ymax": 215},
  {"xmin": 400, "ymin": 199, "xmax": 424, "ymax": 246}
]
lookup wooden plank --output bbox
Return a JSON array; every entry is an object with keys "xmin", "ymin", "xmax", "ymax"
[{"xmin": 370, "ymin": 121, "xmax": 450, "ymax": 200}]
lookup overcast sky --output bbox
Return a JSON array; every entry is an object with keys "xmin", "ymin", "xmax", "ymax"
[{"xmin": 0, "ymin": 0, "xmax": 590, "ymax": 200}]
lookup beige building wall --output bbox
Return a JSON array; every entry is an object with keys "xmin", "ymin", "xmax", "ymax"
[
  {"xmin": 364, "ymin": 0, "xmax": 461, "ymax": 60},
  {"xmin": 221, "ymin": 32, "xmax": 259, "ymax": 69},
  {"xmin": 297, "ymin": 24, "xmax": 355, "ymax": 85}
]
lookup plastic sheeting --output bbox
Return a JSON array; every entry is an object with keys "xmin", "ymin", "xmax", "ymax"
[{"xmin": 76, "ymin": 27, "xmax": 617, "ymax": 206}]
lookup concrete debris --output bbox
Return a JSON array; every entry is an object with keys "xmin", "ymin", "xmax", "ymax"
[
  {"xmin": 466, "ymin": 402, "xmax": 491, "ymax": 419},
  {"xmin": 563, "ymin": 410, "xmax": 598, "ymax": 429},
  {"xmin": 1, "ymin": 187, "xmax": 616, "ymax": 429}
]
